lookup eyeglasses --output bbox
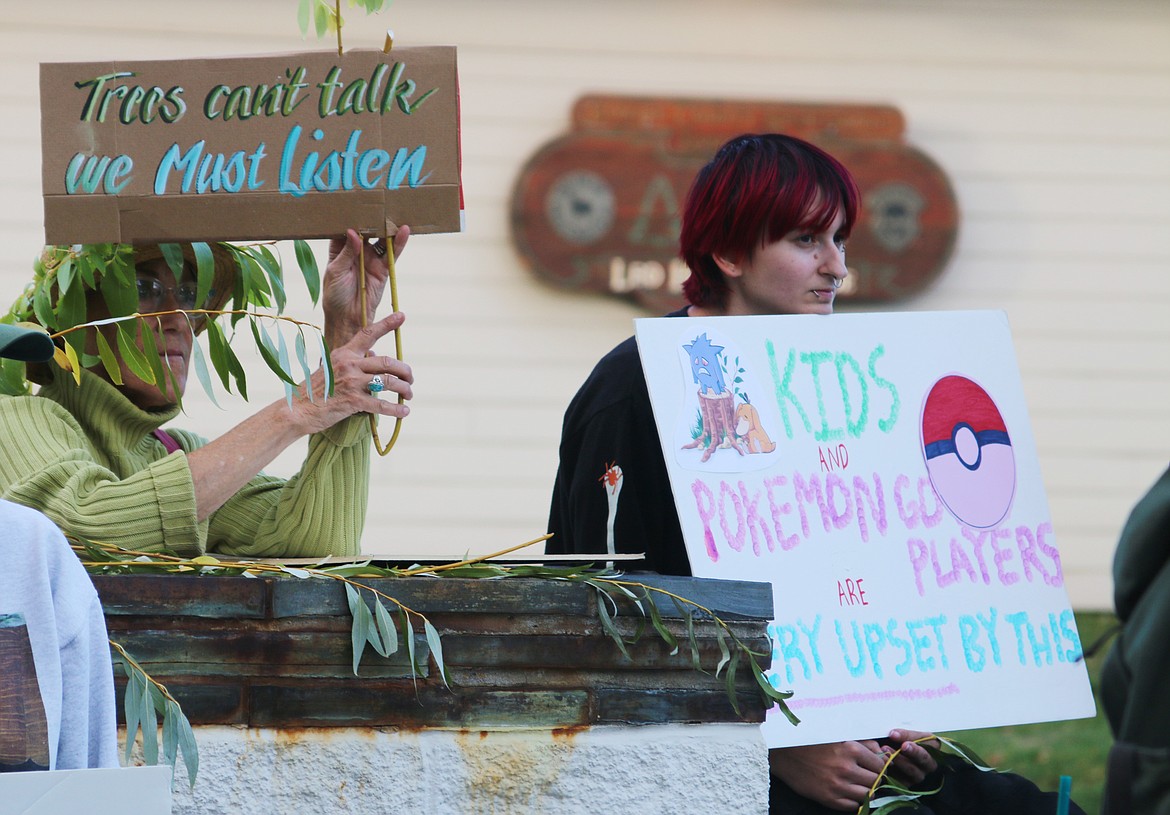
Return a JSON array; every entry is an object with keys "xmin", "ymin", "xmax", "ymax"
[{"xmin": 136, "ymin": 277, "xmax": 205, "ymax": 312}]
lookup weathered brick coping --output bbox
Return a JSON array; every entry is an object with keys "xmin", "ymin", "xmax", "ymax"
[{"xmin": 95, "ymin": 573, "xmax": 774, "ymax": 729}]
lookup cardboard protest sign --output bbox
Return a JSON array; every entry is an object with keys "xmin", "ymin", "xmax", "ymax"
[
  {"xmin": 635, "ymin": 310, "xmax": 1095, "ymax": 747},
  {"xmin": 40, "ymin": 47, "xmax": 461, "ymax": 245}
]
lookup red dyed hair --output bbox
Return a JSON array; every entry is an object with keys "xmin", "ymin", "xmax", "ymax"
[{"xmin": 680, "ymin": 134, "xmax": 860, "ymax": 310}]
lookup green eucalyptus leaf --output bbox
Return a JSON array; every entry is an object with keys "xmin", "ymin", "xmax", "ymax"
[
  {"xmin": 62, "ymin": 339, "xmax": 82, "ymax": 385},
  {"xmin": 54, "ymin": 282, "xmax": 88, "ymax": 338},
  {"xmin": 629, "ymin": 614, "xmax": 648, "ymax": 646},
  {"xmin": 320, "ymin": 334, "xmax": 334, "ymax": 396},
  {"xmin": 161, "ymin": 698, "xmax": 179, "ymax": 767},
  {"xmin": 870, "ymin": 799, "xmax": 922, "ymax": 815},
  {"xmin": 32, "ymin": 284, "xmax": 56, "ymax": 331},
  {"xmin": 607, "ymin": 581, "xmax": 645, "ymax": 616},
  {"xmin": 105, "ymin": 245, "xmax": 136, "ymax": 286},
  {"xmin": 297, "ymin": 0, "xmax": 311, "ymax": 35},
  {"xmin": 204, "ymin": 319, "xmax": 236, "ymax": 394},
  {"xmin": 404, "ymin": 610, "xmax": 420, "ymax": 681},
  {"xmin": 725, "ymin": 649, "xmax": 742, "ymax": 717},
  {"xmin": 314, "ymin": 2, "xmax": 329, "ymax": 37},
  {"xmin": 122, "ymin": 668, "xmax": 143, "ymax": 764},
  {"xmin": 77, "ymin": 253, "xmax": 97, "ymax": 289},
  {"xmin": 158, "ymin": 243, "xmax": 184, "ymax": 286},
  {"xmin": 115, "ymin": 322, "xmax": 157, "ymax": 385},
  {"xmin": 139, "ymin": 673, "xmax": 159, "ymax": 765},
  {"xmin": 750, "ymin": 659, "xmax": 799, "ymax": 724},
  {"xmin": 345, "ymin": 582, "xmax": 373, "ymax": 674},
  {"xmin": 424, "ymin": 619, "xmax": 451, "ymax": 689},
  {"xmin": 250, "ymin": 319, "xmax": 297, "ymax": 386},
  {"xmin": 235, "ymin": 251, "xmax": 255, "ymax": 312},
  {"xmin": 258, "ymin": 245, "xmax": 287, "ymax": 313},
  {"xmin": 294, "ymin": 239, "xmax": 320, "ymax": 303},
  {"xmin": 373, "ymin": 598, "xmax": 399, "ymax": 657},
  {"xmin": 715, "ymin": 625, "xmax": 731, "ymax": 677},
  {"xmin": 221, "ymin": 331, "xmax": 249, "ymax": 400},
  {"xmin": 667, "ymin": 597, "xmax": 703, "ymax": 672},
  {"xmin": 644, "ymin": 592, "xmax": 678, "ymax": 655},
  {"xmin": 934, "ymin": 735, "xmax": 995, "ymax": 771},
  {"xmin": 100, "ymin": 269, "xmax": 138, "ymax": 319},
  {"xmin": 175, "ymin": 702, "xmax": 199, "ymax": 787},
  {"xmin": 592, "ymin": 586, "xmax": 632, "ymax": 660},
  {"xmin": 276, "ymin": 326, "xmax": 295, "ymax": 405},
  {"xmin": 189, "ymin": 333, "xmax": 221, "ymax": 408},
  {"xmin": 240, "ymin": 250, "xmax": 272, "ymax": 304},
  {"xmin": 192, "ymin": 242, "xmax": 215, "ymax": 312},
  {"xmin": 56, "ymin": 256, "xmax": 75, "ymax": 296},
  {"xmin": 138, "ymin": 317, "xmax": 170, "ymax": 393},
  {"xmin": 294, "ymin": 332, "xmax": 315, "ymax": 403},
  {"xmin": 94, "ymin": 329, "xmax": 123, "ymax": 386}
]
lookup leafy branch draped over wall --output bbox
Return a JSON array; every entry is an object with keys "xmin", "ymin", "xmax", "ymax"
[{"xmin": 74, "ymin": 537, "xmax": 796, "ymax": 788}]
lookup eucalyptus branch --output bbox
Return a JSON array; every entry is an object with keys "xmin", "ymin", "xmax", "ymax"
[
  {"xmin": 48, "ymin": 309, "xmax": 323, "ymax": 341},
  {"xmin": 77, "ymin": 538, "xmax": 421, "ymax": 618},
  {"xmin": 73, "ymin": 539, "xmax": 447, "ymax": 686},
  {"xmin": 297, "ymin": 0, "xmax": 391, "ymax": 43},
  {"xmin": 109, "ymin": 639, "xmax": 182, "ymax": 706},
  {"xmin": 75, "ymin": 534, "xmax": 789, "ymax": 779},
  {"xmin": 44, "ymin": 307, "xmax": 330, "ymax": 408},
  {"xmin": 109, "ymin": 638, "xmax": 199, "ymax": 788},
  {"xmin": 859, "ymin": 733, "xmax": 997, "ymax": 815},
  {"xmin": 397, "ymin": 533, "xmax": 551, "ymax": 576},
  {"xmin": 580, "ymin": 575, "xmax": 799, "ymax": 724}
]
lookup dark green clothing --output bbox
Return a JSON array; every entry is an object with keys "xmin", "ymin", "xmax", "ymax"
[{"xmin": 1102, "ymin": 465, "xmax": 1170, "ymax": 814}]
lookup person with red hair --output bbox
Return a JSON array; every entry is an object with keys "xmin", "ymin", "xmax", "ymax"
[
  {"xmin": 548, "ymin": 133, "xmax": 857, "ymax": 577},
  {"xmin": 547, "ymin": 133, "xmax": 1083, "ymax": 814}
]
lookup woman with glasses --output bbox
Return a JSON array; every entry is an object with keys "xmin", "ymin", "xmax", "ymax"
[{"xmin": 0, "ymin": 231, "xmax": 413, "ymax": 559}]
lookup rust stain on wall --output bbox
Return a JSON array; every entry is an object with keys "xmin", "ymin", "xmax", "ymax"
[{"xmin": 455, "ymin": 730, "xmax": 581, "ymax": 813}]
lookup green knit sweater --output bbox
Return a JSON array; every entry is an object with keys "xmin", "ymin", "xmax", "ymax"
[{"xmin": 0, "ymin": 366, "xmax": 370, "ymax": 558}]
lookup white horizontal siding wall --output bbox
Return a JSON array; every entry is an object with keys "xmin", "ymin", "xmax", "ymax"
[{"xmin": 2, "ymin": 0, "xmax": 1167, "ymax": 609}]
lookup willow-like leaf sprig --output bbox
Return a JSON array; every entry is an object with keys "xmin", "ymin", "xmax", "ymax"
[
  {"xmin": 1, "ymin": 238, "xmax": 325, "ymax": 402},
  {"xmin": 297, "ymin": 0, "xmax": 391, "ymax": 51},
  {"xmin": 73, "ymin": 538, "xmax": 449, "ymax": 686},
  {"xmin": 109, "ymin": 639, "xmax": 199, "ymax": 788},
  {"xmin": 46, "ymin": 309, "xmax": 330, "ymax": 409},
  {"xmin": 859, "ymin": 733, "xmax": 997, "ymax": 814},
  {"xmin": 73, "ymin": 533, "xmax": 792, "ymax": 788},
  {"xmin": 582, "ymin": 576, "xmax": 798, "ymax": 724}
]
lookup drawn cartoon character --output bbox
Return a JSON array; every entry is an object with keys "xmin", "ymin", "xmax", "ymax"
[
  {"xmin": 684, "ymin": 333, "xmax": 727, "ymax": 395},
  {"xmin": 681, "ymin": 333, "xmax": 745, "ymax": 463},
  {"xmin": 734, "ymin": 394, "xmax": 776, "ymax": 454}
]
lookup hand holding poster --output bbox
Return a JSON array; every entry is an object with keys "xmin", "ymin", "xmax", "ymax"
[
  {"xmin": 635, "ymin": 310, "xmax": 1095, "ymax": 747},
  {"xmin": 40, "ymin": 48, "xmax": 461, "ymax": 244}
]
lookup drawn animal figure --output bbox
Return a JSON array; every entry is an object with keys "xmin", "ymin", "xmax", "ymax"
[{"xmin": 735, "ymin": 395, "xmax": 776, "ymax": 454}]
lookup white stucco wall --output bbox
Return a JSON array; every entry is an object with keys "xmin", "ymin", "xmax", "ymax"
[
  {"xmin": 129, "ymin": 724, "xmax": 768, "ymax": 815},
  {"xmin": 2, "ymin": 1, "xmax": 1168, "ymax": 609}
]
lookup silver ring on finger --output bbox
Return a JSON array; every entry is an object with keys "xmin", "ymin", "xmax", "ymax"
[
  {"xmin": 373, "ymin": 240, "xmax": 387, "ymax": 257},
  {"xmin": 367, "ymin": 375, "xmax": 385, "ymax": 394}
]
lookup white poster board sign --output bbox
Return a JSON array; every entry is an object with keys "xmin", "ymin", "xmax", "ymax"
[
  {"xmin": 0, "ymin": 765, "xmax": 171, "ymax": 814},
  {"xmin": 635, "ymin": 310, "xmax": 1095, "ymax": 747}
]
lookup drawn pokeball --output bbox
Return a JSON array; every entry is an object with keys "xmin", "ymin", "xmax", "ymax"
[{"xmin": 921, "ymin": 375, "xmax": 1016, "ymax": 528}]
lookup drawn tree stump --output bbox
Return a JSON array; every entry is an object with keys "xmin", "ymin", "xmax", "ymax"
[{"xmin": 682, "ymin": 390, "xmax": 745, "ymax": 463}]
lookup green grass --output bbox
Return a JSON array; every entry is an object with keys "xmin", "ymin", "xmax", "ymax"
[{"xmin": 942, "ymin": 611, "xmax": 1116, "ymax": 815}]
